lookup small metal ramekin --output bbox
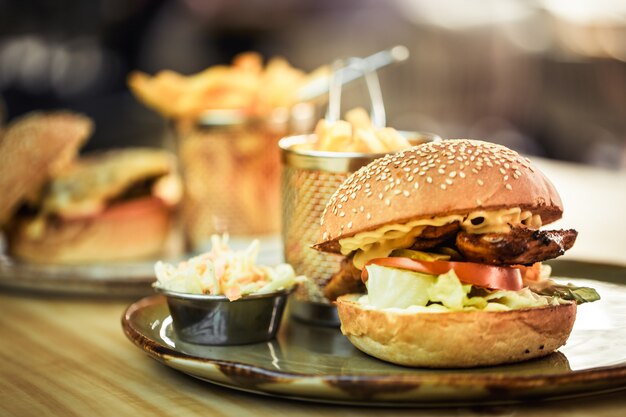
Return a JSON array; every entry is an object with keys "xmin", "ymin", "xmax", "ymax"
[{"xmin": 155, "ymin": 287, "xmax": 293, "ymax": 345}]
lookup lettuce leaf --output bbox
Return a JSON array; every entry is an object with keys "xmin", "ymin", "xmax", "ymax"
[
  {"xmin": 365, "ymin": 264, "xmax": 434, "ymax": 309},
  {"xmin": 530, "ymin": 282, "xmax": 601, "ymax": 305},
  {"xmin": 363, "ymin": 265, "xmax": 566, "ymax": 311}
]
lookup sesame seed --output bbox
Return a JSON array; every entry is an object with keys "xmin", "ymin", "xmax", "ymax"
[
  {"xmin": 385, "ymin": 198, "xmax": 391, "ymax": 206},
  {"xmin": 426, "ymin": 176, "xmax": 433, "ymax": 183},
  {"xmin": 403, "ymin": 190, "xmax": 410, "ymax": 197},
  {"xmin": 438, "ymin": 169, "xmax": 445, "ymax": 174},
  {"xmin": 499, "ymin": 168, "xmax": 506, "ymax": 175},
  {"xmin": 449, "ymin": 171, "xmax": 457, "ymax": 178},
  {"xmin": 366, "ymin": 213, "xmax": 371, "ymax": 220},
  {"xmin": 394, "ymin": 189, "xmax": 401, "ymax": 195},
  {"xmin": 414, "ymin": 182, "xmax": 420, "ymax": 189},
  {"xmin": 441, "ymin": 184, "xmax": 447, "ymax": 190},
  {"xmin": 505, "ymin": 184, "xmax": 513, "ymax": 190},
  {"xmin": 339, "ymin": 211, "xmax": 345, "ymax": 217},
  {"xmin": 477, "ymin": 179, "xmax": 484, "ymax": 186},
  {"xmin": 445, "ymin": 178, "xmax": 453, "ymax": 185},
  {"xmin": 347, "ymin": 222, "xmax": 353, "ymax": 229},
  {"xmin": 459, "ymin": 171, "xmax": 466, "ymax": 178}
]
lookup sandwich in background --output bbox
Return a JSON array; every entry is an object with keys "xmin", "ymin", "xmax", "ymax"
[{"xmin": 0, "ymin": 111, "xmax": 181, "ymax": 264}]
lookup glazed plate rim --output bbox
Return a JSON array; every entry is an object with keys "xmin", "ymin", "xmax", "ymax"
[{"xmin": 122, "ymin": 278, "xmax": 626, "ymax": 407}]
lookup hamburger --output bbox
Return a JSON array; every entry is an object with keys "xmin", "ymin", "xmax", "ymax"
[
  {"xmin": 314, "ymin": 139, "xmax": 599, "ymax": 368},
  {"xmin": 0, "ymin": 111, "xmax": 181, "ymax": 264}
]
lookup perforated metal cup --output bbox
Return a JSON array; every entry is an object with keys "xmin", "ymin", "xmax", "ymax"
[{"xmin": 279, "ymin": 132, "xmax": 440, "ymax": 325}]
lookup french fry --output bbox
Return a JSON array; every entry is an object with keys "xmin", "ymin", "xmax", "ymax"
[
  {"xmin": 345, "ymin": 107, "xmax": 372, "ymax": 131},
  {"xmin": 319, "ymin": 121, "xmax": 352, "ymax": 152},
  {"xmin": 128, "ymin": 52, "xmax": 319, "ymax": 121},
  {"xmin": 375, "ymin": 127, "xmax": 411, "ymax": 151},
  {"xmin": 353, "ymin": 128, "xmax": 388, "ymax": 153},
  {"xmin": 311, "ymin": 107, "xmax": 411, "ymax": 153}
]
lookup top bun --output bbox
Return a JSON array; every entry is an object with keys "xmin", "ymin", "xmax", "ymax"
[
  {"xmin": 315, "ymin": 139, "xmax": 563, "ymax": 253},
  {"xmin": 0, "ymin": 111, "xmax": 93, "ymax": 225}
]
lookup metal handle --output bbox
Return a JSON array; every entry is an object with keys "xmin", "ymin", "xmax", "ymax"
[
  {"xmin": 296, "ymin": 45, "xmax": 409, "ymax": 102},
  {"xmin": 325, "ymin": 57, "xmax": 386, "ymax": 127}
]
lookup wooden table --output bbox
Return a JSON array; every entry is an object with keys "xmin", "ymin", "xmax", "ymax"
[{"xmin": 0, "ymin": 290, "xmax": 625, "ymax": 417}]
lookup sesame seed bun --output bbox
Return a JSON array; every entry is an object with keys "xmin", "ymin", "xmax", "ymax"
[
  {"xmin": 336, "ymin": 294, "xmax": 577, "ymax": 368},
  {"xmin": 315, "ymin": 139, "xmax": 563, "ymax": 253}
]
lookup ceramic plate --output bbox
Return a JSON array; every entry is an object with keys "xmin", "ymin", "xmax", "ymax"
[
  {"xmin": 0, "ymin": 254, "xmax": 156, "ymax": 297},
  {"xmin": 0, "ymin": 235, "xmax": 282, "ymax": 297},
  {"xmin": 122, "ymin": 277, "xmax": 626, "ymax": 406}
]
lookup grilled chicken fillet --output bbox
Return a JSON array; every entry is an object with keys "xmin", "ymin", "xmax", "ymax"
[
  {"xmin": 408, "ymin": 222, "xmax": 460, "ymax": 250},
  {"xmin": 324, "ymin": 256, "xmax": 364, "ymax": 301},
  {"xmin": 456, "ymin": 228, "xmax": 578, "ymax": 266}
]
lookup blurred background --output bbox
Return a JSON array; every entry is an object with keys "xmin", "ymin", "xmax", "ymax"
[{"xmin": 0, "ymin": 0, "xmax": 625, "ymax": 168}]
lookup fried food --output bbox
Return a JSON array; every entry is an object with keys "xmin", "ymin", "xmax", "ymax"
[
  {"xmin": 306, "ymin": 107, "xmax": 411, "ymax": 153},
  {"xmin": 456, "ymin": 228, "xmax": 578, "ymax": 266},
  {"xmin": 323, "ymin": 255, "xmax": 365, "ymax": 302},
  {"xmin": 408, "ymin": 222, "xmax": 460, "ymax": 250},
  {"xmin": 128, "ymin": 52, "xmax": 324, "ymax": 122}
]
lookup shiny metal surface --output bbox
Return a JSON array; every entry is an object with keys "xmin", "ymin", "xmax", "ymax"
[
  {"xmin": 279, "ymin": 133, "xmax": 440, "ymax": 312},
  {"xmin": 289, "ymin": 298, "xmax": 340, "ymax": 327},
  {"xmin": 155, "ymin": 287, "xmax": 292, "ymax": 345}
]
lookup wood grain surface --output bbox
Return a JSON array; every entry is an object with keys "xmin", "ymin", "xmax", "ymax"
[{"xmin": 1, "ymin": 290, "xmax": 625, "ymax": 417}]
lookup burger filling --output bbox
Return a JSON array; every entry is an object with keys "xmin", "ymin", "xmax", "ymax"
[
  {"xmin": 12, "ymin": 149, "xmax": 181, "ymax": 240},
  {"xmin": 361, "ymin": 264, "xmax": 558, "ymax": 312},
  {"xmin": 339, "ymin": 207, "xmax": 543, "ymax": 269},
  {"xmin": 324, "ymin": 208, "xmax": 599, "ymax": 308}
]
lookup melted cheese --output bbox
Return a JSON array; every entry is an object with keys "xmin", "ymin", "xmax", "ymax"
[{"xmin": 340, "ymin": 208, "xmax": 542, "ymax": 269}]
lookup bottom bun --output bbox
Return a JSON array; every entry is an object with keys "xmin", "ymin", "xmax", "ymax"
[
  {"xmin": 336, "ymin": 294, "xmax": 577, "ymax": 368},
  {"xmin": 9, "ymin": 197, "xmax": 174, "ymax": 264}
]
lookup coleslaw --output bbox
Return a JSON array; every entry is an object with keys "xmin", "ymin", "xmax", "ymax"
[{"xmin": 154, "ymin": 235, "xmax": 304, "ymax": 301}]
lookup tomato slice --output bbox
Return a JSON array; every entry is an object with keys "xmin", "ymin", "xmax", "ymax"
[{"xmin": 362, "ymin": 257, "xmax": 523, "ymax": 291}]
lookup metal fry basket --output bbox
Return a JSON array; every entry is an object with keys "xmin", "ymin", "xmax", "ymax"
[{"xmin": 279, "ymin": 57, "xmax": 440, "ymax": 325}]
